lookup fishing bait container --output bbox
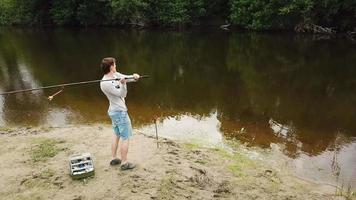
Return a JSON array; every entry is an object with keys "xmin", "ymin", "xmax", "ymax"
[{"xmin": 69, "ymin": 153, "xmax": 95, "ymax": 179}]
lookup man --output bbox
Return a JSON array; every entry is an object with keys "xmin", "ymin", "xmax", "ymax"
[{"xmin": 100, "ymin": 57, "xmax": 140, "ymax": 170}]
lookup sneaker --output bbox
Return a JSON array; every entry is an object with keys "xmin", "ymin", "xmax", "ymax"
[
  {"xmin": 120, "ymin": 162, "xmax": 136, "ymax": 170},
  {"xmin": 110, "ymin": 158, "xmax": 121, "ymax": 166}
]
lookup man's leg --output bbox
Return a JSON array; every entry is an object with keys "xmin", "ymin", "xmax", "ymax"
[
  {"xmin": 111, "ymin": 134, "xmax": 120, "ymax": 159},
  {"xmin": 119, "ymin": 113, "xmax": 135, "ymax": 170},
  {"xmin": 120, "ymin": 139, "xmax": 129, "ymax": 163},
  {"xmin": 120, "ymin": 139, "xmax": 135, "ymax": 170},
  {"xmin": 110, "ymin": 133, "xmax": 121, "ymax": 166}
]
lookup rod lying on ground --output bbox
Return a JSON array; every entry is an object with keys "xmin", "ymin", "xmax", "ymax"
[{"xmin": 0, "ymin": 75, "xmax": 149, "ymax": 96}]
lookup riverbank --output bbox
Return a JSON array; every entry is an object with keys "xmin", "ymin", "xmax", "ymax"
[{"xmin": 0, "ymin": 125, "xmax": 354, "ymax": 200}]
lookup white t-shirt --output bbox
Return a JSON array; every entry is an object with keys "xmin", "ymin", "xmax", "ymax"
[{"xmin": 100, "ymin": 72, "xmax": 135, "ymax": 112}]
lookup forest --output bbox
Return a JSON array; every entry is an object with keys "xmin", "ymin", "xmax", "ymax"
[{"xmin": 0, "ymin": 0, "xmax": 355, "ymax": 32}]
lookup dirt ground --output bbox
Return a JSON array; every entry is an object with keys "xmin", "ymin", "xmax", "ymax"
[{"xmin": 0, "ymin": 125, "xmax": 354, "ymax": 200}]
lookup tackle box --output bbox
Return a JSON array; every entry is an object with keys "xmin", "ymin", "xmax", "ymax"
[{"xmin": 69, "ymin": 153, "xmax": 95, "ymax": 179}]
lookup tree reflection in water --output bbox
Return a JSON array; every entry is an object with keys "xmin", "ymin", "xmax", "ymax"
[{"xmin": 0, "ymin": 28, "xmax": 355, "ymax": 188}]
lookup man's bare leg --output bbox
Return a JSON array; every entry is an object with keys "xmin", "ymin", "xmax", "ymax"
[
  {"xmin": 111, "ymin": 134, "xmax": 120, "ymax": 159},
  {"xmin": 120, "ymin": 139, "xmax": 129, "ymax": 163},
  {"xmin": 120, "ymin": 139, "xmax": 135, "ymax": 170}
]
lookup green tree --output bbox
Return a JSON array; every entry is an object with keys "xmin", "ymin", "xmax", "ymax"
[
  {"xmin": 149, "ymin": 0, "xmax": 190, "ymax": 26},
  {"xmin": 229, "ymin": 0, "xmax": 305, "ymax": 30},
  {"xmin": 111, "ymin": 0, "xmax": 148, "ymax": 25},
  {"xmin": 0, "ymin": 0, "xmax": 35, "ymax": 25},
  {"xmin": 76, "ymin": 0, "xmax": 111, "ymax": 26},
  {"xmin": 229, "ymin": 0, "xmax": 356, "ymax": 31},
  {"xmin": 0, "ymin": 0, "xmax": 355, "ymax": 30},
  {"xmin": 50, "ymin": 0, "xmax": 76, "ymax": 25}
]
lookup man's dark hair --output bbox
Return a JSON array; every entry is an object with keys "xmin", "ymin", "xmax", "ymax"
[{"xmin": 101, "ymin": 57, "xmax": 116, "ymax": 74}]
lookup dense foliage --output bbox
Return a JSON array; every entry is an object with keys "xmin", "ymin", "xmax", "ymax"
[
  {"xmin": 0, "ymin": 0, "xmax": 355, "ymax": 31},
  {"xmin": 230, "ymin": 0, "xmax": 356, "ymax": 31}
]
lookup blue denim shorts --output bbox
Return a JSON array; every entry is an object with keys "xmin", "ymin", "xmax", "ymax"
[{"xmin": 108, "ymin": 111, "xmax": 132, "ymax": 140}]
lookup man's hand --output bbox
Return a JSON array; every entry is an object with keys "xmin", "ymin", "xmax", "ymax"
[
  {"xmin": 133, "ymin": 73, "xmax": 140, "ymax": 80},
  {"xmin": 119, "ymin": 77, "xmax": 127, "ymax": 84}
]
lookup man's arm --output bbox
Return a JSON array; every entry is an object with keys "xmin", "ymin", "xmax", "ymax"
[
  {"xmin": 101, "ymin": 81, "xmax": 127, "ymax": 98},
  {"xmin": 116, "ymin": 72, "xmax": 140, "ymax": 82}
]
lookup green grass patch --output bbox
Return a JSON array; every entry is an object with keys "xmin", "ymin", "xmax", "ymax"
[
  {"xmin": 335, "ymin": 184, "xmax": 355, "ymax": 200},
  {"xmin": 39, "ymin": 168, "xmax": 55, "ymax": 179},
  {"xmin": 228, "ymin": 164, "xmax": 245, "ymax": 177},
  {"xmin": 214, "ymin": 147, "xmax": 256, "ymax": 177},
  {"xmin": 23, "ymin": 168, "xmax": 55, "ymax": 189},
  {"xmin": 184, "ymin": 142, "xmax": 201, "ymax": 151},
  {"xmin": 227, "ymin": 154, "xmax": 254, "ymax": 177},
  {"xmin": 6, "ymin": 193, "xmax": 43, "ymax": 200},
  {"xmin": 157, "ymin": 171, "xmax": 177, "ymax": 200},
  {"xmin": 212, "ymin": 147, "xmax": 231, "ymax": 157},
  {"xmin": 23, "ymin": 179, "xmax": 44, "ymax": 189},
  {"xmin": 30, "ymin": 138, "xmax": 60, "ymax": 162},
  {"xmin": 39, "ymin": 126, "xmax": 52, "ymax": 132},
  {"xmin": 0, "ymin": 126, "xmax": 13, "ymax": 132},
  {"xmin": 194, "ymin": 159, "xmax": 208, "ymax": 164}
]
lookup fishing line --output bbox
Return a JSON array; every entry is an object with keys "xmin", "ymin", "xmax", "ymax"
[{"xmin": 0, "ymin": 75, "xmax": 149, "ymax": 101}]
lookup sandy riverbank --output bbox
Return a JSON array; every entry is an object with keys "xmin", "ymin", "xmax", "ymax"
[{"xmin": 0, "ymin": 125, "xmax": 354, "ymax": 200}]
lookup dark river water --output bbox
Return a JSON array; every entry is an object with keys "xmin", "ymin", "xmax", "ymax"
[{"xmin": 0, "ymin": 28, "xmax": 355, "ymax": 188}]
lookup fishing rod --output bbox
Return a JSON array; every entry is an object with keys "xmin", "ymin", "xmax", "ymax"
[{"xmin": 0, "ymin": 75, "xmax": 149, "ymax": 100}]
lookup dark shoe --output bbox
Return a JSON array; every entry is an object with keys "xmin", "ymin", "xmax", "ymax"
[
  {"xmin": 110, "ymin": 158, "xmax": 121, "ymax": 166},
  {"xmin": 120, "ymin": 162, "xmax": 136, "ymax": 170}
]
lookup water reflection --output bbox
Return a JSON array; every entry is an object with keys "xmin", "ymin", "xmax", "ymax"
[
  {"xmin": 0, "ymin": 28, "xmax": 355, "ymax": 188},
  {"xmin": 268, "ymin": 119, "xmax": 293, "ymax": 138},
  {"xmin": 45, "ymin": 107, "xmax": 78, "ymax": 127},
  {"xmin": 138, "ymin": 112, "xmax": 223, "ymax": 146},
  {"xmin": 294, "ymin": 139, "xmax": 356, "ymax": 188},
  {"xmin": 0, "ymin": 30, "xmax": 48, "ymax": 125}
]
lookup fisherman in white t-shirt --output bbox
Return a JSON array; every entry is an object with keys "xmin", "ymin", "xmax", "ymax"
[{"xmin": 100, "ymin": 57, "xmax": 140, "ymax": 170}]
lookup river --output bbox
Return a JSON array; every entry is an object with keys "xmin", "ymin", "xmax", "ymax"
[{"xmin": 0, "ymin": 27, "xmax": 355, "ymax": 188}]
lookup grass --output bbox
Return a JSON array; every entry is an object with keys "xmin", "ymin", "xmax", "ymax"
[
  {"xmin": 39, "ymin": 168, "xmax": 55, "ymax": 179},
  {"xmin": 228, "ymin": 154, "xmax": 256, "ymax": 177},
  {"xmin": 9, "ymin": 193, "xmax": 43, "ymax": 200},
  {"xmin": 213, "ymin": 147, "xmax": 256, "ymax": 178},
  {"xmin": 30, "ymin": 138, "xmax": 60, "ymax": 162},
  {"xmin": 39, "ymin": 126, "xmax": 53, "ymax": 132},
  {"xmin": 23, "ymin": 178, "xmax": 44, "ymax": 189},
  {"xmin": 184, "ymin": 142, "xmax": 201, "ymax": 151},
  {"xmin": 157, "ymin": 171, "xmax": 177, "ymax": 200},
  {"xmin": 75, "ymin": 175, "xmax": 95, "ymax": 185},
  {"xmin": 185, "ymin": 141, "xmax": 257, "ymax": 178},
  {"xmin": 212, "ymin": 147, "xmax": 231, "ymax": 157},
  {"xmin": 335, "ymin": 184, "xmax": 355, "ymax": 200},
  {"xmin": 182, "ymin": 137, "xmax": 214, "ymax": 150},
  {"xmin": 0, "ymin": 126, "xmax": 13, "ymax": 132},
  {"xmin": 213, "ymin": 146, "xmax": 285, "ymax": 194},
  {"xmin": 23, "ymin": 168, "xmax": 55, "ymax": 189}
]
